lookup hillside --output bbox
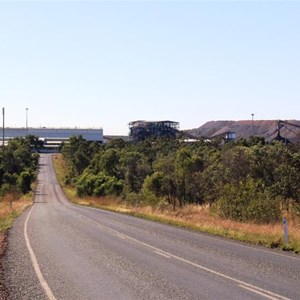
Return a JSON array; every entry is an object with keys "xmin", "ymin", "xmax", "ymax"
[{"xmin": 186, "ymin": 120, "xmax": 300, "ymax": 143}]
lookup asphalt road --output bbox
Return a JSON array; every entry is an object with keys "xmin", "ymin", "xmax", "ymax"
[{"xmin": 3, "ymin": 154, "xmax": 300, "ymax": 300}]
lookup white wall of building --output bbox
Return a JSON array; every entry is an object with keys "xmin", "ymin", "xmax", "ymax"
[{"xmin": 1, "ymin": 128, "xmax": 104, "ymax": 142}]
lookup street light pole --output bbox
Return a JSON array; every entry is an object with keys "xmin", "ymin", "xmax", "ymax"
[
  {"xmin": 26, "ymin": 108, "xmax": 28, "ymax": 136},
  {"xmin": 251, "ymin": 113, "xmax": 254, "ymax": 136},
  {"xmin": 2, "ymin": 107, "xmax": 4, "ymax": 148}
]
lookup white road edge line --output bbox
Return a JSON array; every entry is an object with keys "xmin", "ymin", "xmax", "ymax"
[
  {"xmin": 24, "ymin": 206, "xmax": 57, "ymax": 300},
  {"xmin": 76, "ymin": 212, "xmax": 291, "ymax": 300},
  {"xmin": 115, "ymin": 233, "xmax": 126, "ymax": 239},
  {"xmin": 154, "ymin": 251, "xmax": 171, "ymax": 259},
  {"xmin": 239, "ymin": 284, "xmax": 279, "ymax": 300}
]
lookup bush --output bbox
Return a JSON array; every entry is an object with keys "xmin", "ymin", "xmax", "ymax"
[
  {"xmin": 247, "ymin": 195, "xmax": 282, "ymax": 223},
  {"xmin": 215, "ymin": 179, "xmax": 281, "ymax": 223},
  {"xmin": 141, "ymin": 173, "xmax": 166, "ymax": 206},
  {"xmin": 100, "ymin": 178, "xmax": 124, "ymax": 196},
  {"xmin": 76, "ymin": 172, "xmax": 124, "ymax": 197},
  {"xmin": 124, "ymin": 192, "xmax": 141, "ymax": 206},
  {"xmin": 17, "ymin": 171, "xmax": 32, "ymax": 194},
  {"xmin": 0, "ymin": 183, "xmax": 10, "ymax": 197}
]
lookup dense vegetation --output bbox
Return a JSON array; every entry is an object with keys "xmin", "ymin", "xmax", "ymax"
[
  {"xmin": 61, "ymin": 136, "xmax": 300, "ymax": 224},
  {"xmin": 0, "ymin": 136, "xmax": 39, "ymax": 196}
]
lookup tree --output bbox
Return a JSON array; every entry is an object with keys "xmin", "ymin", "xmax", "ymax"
[
  {"xmin": 18, "ymin": 171, "xmax": 32, "ymax": 194},
  {"xmin": 120, "ymin": 151, "xmax": 152, "ymax": 193},
  {"xmin": 0, "ymin": 137, "xmax": 38, "ymax": 195},
  {"xmin": 153, "ymin": 154, "xmax": 177, "ymax": 209},
  {"xmin": 61, "ymin": 135, "xmax": 99, "ymax": 177},
  {"xmin": 97, "ymin": 148, "xmax": 120, "ymax": 177}
]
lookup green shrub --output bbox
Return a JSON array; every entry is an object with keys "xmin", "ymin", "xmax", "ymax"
[
  {"xmin": 99, "ymin": 177, "xmax": 124, "ymax": 196},
  {"xmin": 76, "ymin": 172, "xmax": 123, "ymax": 197},
  {"xmin": 124, "ymin": 192, "xmax": 141, "ymax": 206},
  {"xmin": 17, "ymin": 171, "xmax": 32, "ymax": 194},
  {"xmin": 247, "ymin": 195, "xmax": 281, "ymax": 223},
  {"xmin": 215, "ymin": 179, "xmax": 281, "ymax": 223},
  {"xmin": 0, "ymin": 183, "xmax": 10, "ymax": 197}
]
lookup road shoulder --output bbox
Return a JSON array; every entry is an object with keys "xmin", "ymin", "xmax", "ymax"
[{"xmin": 0, "ymin": 232, "xmax": 8, "ymax": 299}]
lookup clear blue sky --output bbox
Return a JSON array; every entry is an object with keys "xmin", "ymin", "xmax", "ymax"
[{"xmin": 0, "ymin": 1, "xmax": 299, "ymax": 135}]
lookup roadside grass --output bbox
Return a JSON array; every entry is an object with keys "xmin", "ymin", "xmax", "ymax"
[
  {"xmin": 0, "ymin": 190, "xmax": 34, "ymax": 232},
  {"xmin": 52, "ymin": 154, "xmax": 300, "ymax": 254}
]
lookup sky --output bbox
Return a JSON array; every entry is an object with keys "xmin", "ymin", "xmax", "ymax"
[{"xmin": 0, "ymin": 1, "xmax": 299, "ymax": 135}]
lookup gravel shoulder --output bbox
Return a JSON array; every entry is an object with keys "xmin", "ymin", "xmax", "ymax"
[
  {"xmin": 1, "ymin": 207, "xmax": 47, "ymax": 300},
  {"xmin": 0, "ymin": 232, "xmax": 8, "ymax": 300}
]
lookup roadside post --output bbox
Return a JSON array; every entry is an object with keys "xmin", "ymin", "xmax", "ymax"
[
  {"xmin": 2, "ymin": 107, "xmax": 4, "ymax": 148},
  {"xmin": 282, "ymin": 217, "xmax": 288, "ymax": 244}
]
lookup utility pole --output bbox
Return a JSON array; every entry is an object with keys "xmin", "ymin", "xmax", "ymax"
[
  {"xmin": 2, "ymin": 107, "xmax": 4, "ymax": 148},
  {"xmin": 26, "ymin": 108, "xmax": 29, "ymax": 136},
  {"xmin": 251, "ymin": 113, "xmax": 254, "ymax": 136}
]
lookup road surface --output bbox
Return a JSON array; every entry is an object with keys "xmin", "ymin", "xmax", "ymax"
[{"xmin": 3, "ymin": 154, "xmax": 300, "ymax": 299}]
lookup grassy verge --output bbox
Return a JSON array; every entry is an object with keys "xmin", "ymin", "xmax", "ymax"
[
  {"xmin": 53, "ymin": 154, "xmax": 300, "ymax": 254},
  {"xmin": 0, "ymin": 190, "xmax": 34, "ymax": 232}
]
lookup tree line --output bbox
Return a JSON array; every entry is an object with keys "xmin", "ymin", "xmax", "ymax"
[
  {"xmin": 0, "ymin": 136, "xmax": 39, "ymax": 196},
  {"xmin": 61, "ymin": 136, "xmax": 300, "ymax": 224}
]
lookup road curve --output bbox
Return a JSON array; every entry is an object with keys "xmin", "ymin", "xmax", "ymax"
[{"xmin": 3, "ymin": 154, "xmax": 300, "ymax": 300}]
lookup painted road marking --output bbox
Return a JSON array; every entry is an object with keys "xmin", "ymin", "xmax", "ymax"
[
  {"xmin": 115, "ymin": 232, "xmax": 126, "ymax": 239},
  {"xmin": 24, "ymin": 206, "xmax": 57, "ymax": 300},
  {"xmin": 154, "ymin": 251, "xmax": 171, "ymax": 259},
  {"xmin": 75, "ymin": 211, "xmax": 291, "ymax": 300},
  {"xmin": 239, "ymin": 285, "xmax": 280, "ymax": 300}
]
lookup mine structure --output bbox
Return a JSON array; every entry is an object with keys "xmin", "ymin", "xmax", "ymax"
[
  {"xmin": 129, "ymin": 120, "xmax": 180, "ymax": 141},
  {"xmin": 274, "ymin": 120, "xmax": 300, "ymax": 144}
]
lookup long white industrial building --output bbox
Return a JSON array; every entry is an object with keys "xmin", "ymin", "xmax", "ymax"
[{"xmin": 1, "ymin": 127, "xmax": 103, "ymax": 151}]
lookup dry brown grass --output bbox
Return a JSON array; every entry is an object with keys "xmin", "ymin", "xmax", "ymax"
[
  {"xmin": 130, "ymin": 204, "xmax": 300, "ymax": 252},
  {"xmin": 0, "ymin": 190, "xmax": 33, "ymax": 232},
  {"xmin": 52, "ymin": 154, "xmax": 68, "ymax": 183},
  {"xmin": 0, "ymin": 191, "xmax": 32, "ymax": 216}
]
